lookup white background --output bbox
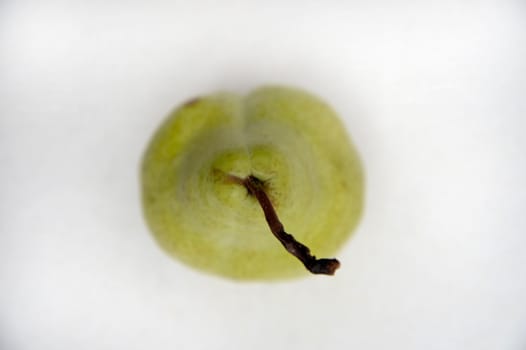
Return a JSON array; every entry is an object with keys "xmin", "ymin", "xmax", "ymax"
[{"xmin": 1, "ymin": 1, "xmax": 526, "ymax": 349}]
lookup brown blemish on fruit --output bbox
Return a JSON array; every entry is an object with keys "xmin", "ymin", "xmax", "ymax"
[{"xmin": 183, "ymin": 97, "xmax": 201, "ymax": 108}]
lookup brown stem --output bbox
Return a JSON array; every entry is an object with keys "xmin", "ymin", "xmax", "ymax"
[{"xmin": 228, "ymin": 174, "xmax": 340, "ymax": 275}]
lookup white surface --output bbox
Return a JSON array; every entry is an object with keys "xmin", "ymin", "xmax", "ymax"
[{"xmin": 1, "ymin": 1, "xmax": 526, "ymax": 349}]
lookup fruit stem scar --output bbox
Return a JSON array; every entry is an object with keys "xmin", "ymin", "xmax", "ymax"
[{"xmin": 226, "ymin": 173, "xmax": 340, "ymax": 276}]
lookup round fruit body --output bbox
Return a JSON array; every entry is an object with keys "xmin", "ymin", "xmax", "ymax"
[{"xmin": 141, "ymin": 86, "xmax": 363, "ymax": 280}]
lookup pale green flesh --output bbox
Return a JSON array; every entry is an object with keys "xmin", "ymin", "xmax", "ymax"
[{"xmin": 141, "ymin": 86, "xmax": 363, "ymax": 280}]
